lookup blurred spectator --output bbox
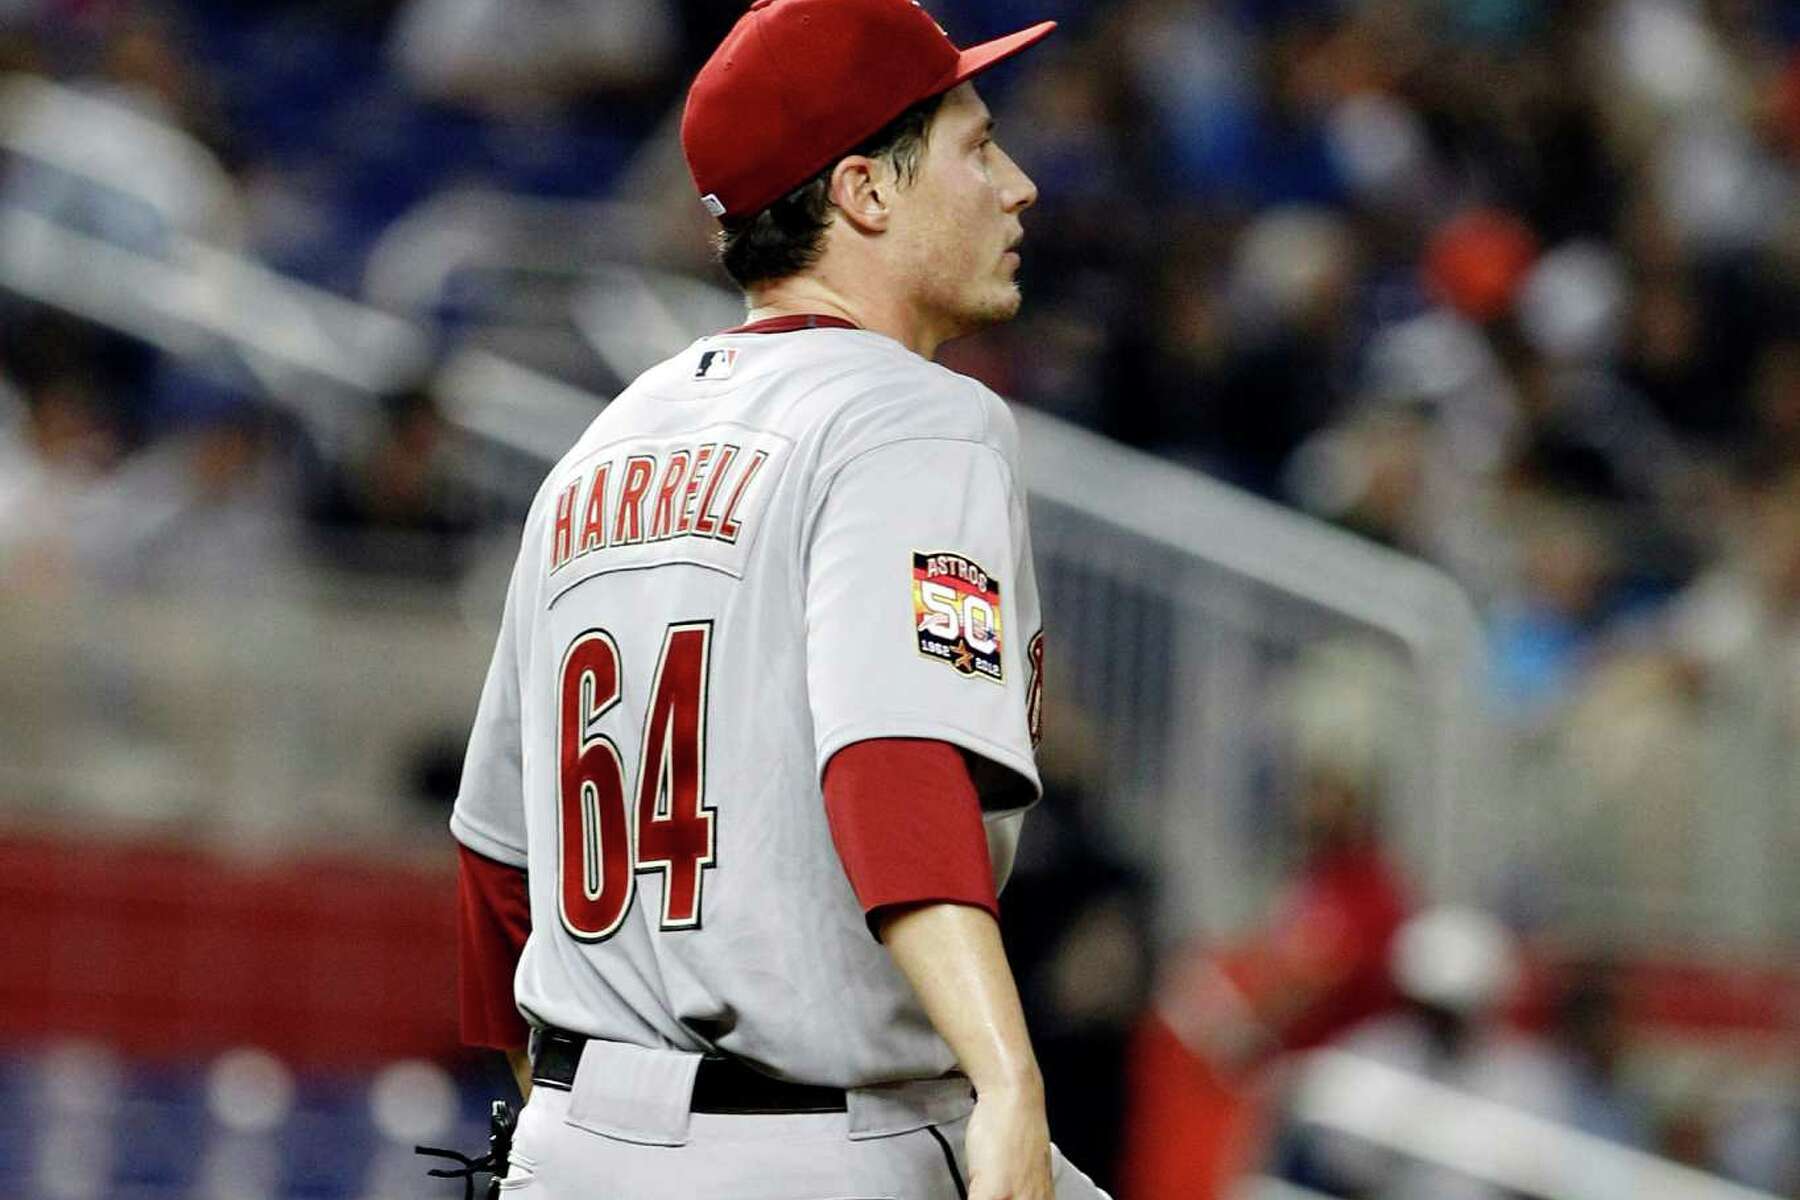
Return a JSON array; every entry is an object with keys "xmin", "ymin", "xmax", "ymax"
[
  {"xmin": 1667, "ymin": 458, "xmax": 1800, "ymax": 721},
  {"xmin": 1000, "ymin": 772, "xmax": 1151, "ymax": 1194},
  {"xmin": 1116, "ymin": 0, "xmax": 1260, "ymax": 206},
  {"xmin": 0, "ymin": 11, "xmax": 243, "ymax": 253},
  {"xmin": 1275, "ymin": 907, "xmax": 1578, "ymax": 1200},
  {"xmin": 1549, "ymin": 964, "xmax": 1651, "ymax": 1147},
  {"xmin": 1285, "ymin": 285, "xmax": 1521, "ymax": 598},
  {"xmin": 388, "ymin": 0, "xmax": 678, "ymax": 113},
  {"xmin": 1550, "ymin": 650, "xmax": 1709, "ymax": 914},
  {"xmin": 307, "ymin": 385, "xmax": 478, "ymax": 582},
  {"xmin": 83, "ymin": 389, "xmax": 303, "ymax": 596},
  {"xmin": 1110, "ymin": 205, "xmax": 1361, "ymax": 493},
  {"xmin": 1287, "ymin": 404, "xmax": 1433, "ymax": 553},
  {"xmin": 1422, "ymin": 209, "xmax": 1541, "ymax": 327},
  {"xmin": 1504, "ymin": 252, "xmax": 1711, "ymax": 564},
  {"xmin": 1486, "ymin": 501, "xmax": 1617, "ymax": 725},
  {"xmin": 1743, "ymin": 337, "xmax": 1800, "ymax": 467},
  {"xmin": 0, "ymin": 359, "xmax": 119, "ymax": 591},
  {"xmin": 1123, "ymin": 762, "xmax": 1412, "ymax": 1200},
  {"xmin": 1097, "ymin": 221, "xmax": 1235, "ymax": 454},
  {"xmin": 307, "ymin": 384, "xmax": 479, "ymax": 581},
  {"xmin": 1617, "ymin": 255, "xmax": 1744, "ymax": 448},
  {"xmin": 0, "ymin": 311, "xmax": 128, "ymax": 593},
  {"xmin": 1212, "ymin": 206, "xmax": 1361, "ymax": 493},
  {"xmin": 94, "ymin": 10, "xmax": 239, "ymax": 160}
]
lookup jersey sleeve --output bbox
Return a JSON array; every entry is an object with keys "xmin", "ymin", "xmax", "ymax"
[
  {"xmin": 805, "ymin": 432, "xmax": 1040, "ymax": 809},
  {"xmin": 823, "ymin": 737, "xmax": 999, "ymax": 932},
  {"xmin": 456, "ymin": 844, "xmax": 531, "ymax": 1048},
  {"xmin": 450, "ymin": 563, "xmax": 529, "ymax": 867}
]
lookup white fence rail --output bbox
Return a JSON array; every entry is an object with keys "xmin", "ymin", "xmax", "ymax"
[
  {"xmin": 1289, "ymin": 1050, "xmax": 1785, "ymax": 1200},
  {"xmin": 1233, "ymin": 1180, "xmax": 1336, "ymax": 1200}
]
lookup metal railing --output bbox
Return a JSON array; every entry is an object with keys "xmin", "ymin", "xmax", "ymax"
[
  {"xmin": 1286, "ymin": 1049, "xmax": 1785, "ymax": 1200},
  {"xmin": 0, "ymin": 73, "xmax": 243, "ymax": 244},
  {"xmin": 1016, "ymin": 407, "xmax": 1490, "ymax": 941}
]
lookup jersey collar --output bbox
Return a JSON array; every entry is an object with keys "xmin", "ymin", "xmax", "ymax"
[{"xmin": 719, "ymin": 314, "xmax": 861, "ymax": 335}]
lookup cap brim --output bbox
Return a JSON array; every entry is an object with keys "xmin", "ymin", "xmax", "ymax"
[{"xmin": 949, "ymin": 20, "xmax": 1057, "ymax": 89}]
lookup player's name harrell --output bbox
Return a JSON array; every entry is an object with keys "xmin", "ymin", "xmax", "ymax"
[{"xmin": 548, "ymin": 441, "xmax": 769, "ymax": 572}]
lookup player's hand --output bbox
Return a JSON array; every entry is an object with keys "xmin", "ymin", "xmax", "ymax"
[{"xmin": 964, "ymin": 1078, "xmax": 1054, "ymax": 1200}]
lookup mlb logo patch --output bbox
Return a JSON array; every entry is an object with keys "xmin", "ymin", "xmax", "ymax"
[
  {"xmin": 912, "ymin": 551, "xmax": 1003, "ymax": 683},
  {"xmin": 695, "ymin": 347, "xmax": 739, "ymax": 380}
]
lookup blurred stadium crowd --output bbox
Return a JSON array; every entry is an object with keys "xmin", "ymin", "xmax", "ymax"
[{"xmin": 0, "ymin": 0, "xmax": 1796, "ymax": 1198}]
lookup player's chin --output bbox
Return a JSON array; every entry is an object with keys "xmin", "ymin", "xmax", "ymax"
[
  {"xmin": 980, "ymin": 281, "xmax": 1025, "ymax": 322},
  {"xmin": 946, "ymin": 283, "xmax": 1023, "ymax": 335}
]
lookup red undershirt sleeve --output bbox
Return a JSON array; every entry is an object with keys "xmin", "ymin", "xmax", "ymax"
[
  {"xmin": 456, "ymin": 843, "xmax": 532, "ymax": 1050},
  {"xmin": 823, "ymin": 737, "xmax": 999, "ymax": 937}
]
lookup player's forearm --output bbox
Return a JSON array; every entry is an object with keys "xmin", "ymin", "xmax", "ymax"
[
  {"xmin": 878, "ymin": 901, "xmax": 1043, "ymax": 1098},
  {"xmin": 507, "ymin": 1047, "xmax": 532, "ymax": 1102}
]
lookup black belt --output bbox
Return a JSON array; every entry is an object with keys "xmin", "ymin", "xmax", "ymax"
[{"xmin": 532, "ymin": 1028, "xmax": 848, "ymax": 1114}]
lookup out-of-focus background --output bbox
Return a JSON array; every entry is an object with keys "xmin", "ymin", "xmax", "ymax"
[{"xmin": 0, "ymin": 0, "xmax": 1794, "ymax": 1197}]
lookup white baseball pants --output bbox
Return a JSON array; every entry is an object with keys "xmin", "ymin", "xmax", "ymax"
[{"xmin": 497, "ymin": 1040, "xmax": 1109, "ymax": 1199}]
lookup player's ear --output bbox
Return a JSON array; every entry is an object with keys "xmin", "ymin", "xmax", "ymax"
[{"xmin": 828, "ymin": 155, "xmax": 892, "ymax": 234}]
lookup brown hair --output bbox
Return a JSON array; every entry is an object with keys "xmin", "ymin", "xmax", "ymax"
[{"xmin": 716, "ymin": 92, "xmax": 946, "ymax": 290}]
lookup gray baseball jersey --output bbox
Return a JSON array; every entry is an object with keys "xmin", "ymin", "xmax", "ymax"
[{"xmin": 452, "ymin": 324, "xmax": 1046, "ymax": 1089}]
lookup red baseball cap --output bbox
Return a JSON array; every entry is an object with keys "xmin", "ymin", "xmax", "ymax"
[{"xmin": 681, "ymin": 0, "xmax": 1055, "ymax": 222}]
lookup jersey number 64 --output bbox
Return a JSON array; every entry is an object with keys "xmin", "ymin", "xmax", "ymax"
[{"xmin": 557, "ymin": 623, "xmax": 714, "ymax": 942}]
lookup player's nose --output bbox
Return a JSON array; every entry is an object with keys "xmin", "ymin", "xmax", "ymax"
[{"xmin": 995, "ymin": 144, "xmax": 1037, "ymax": 213}]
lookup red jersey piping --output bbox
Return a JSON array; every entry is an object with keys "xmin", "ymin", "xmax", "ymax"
[{"xmin": 720, "ymin": 314, "xmax": 861, "ymax": 335}]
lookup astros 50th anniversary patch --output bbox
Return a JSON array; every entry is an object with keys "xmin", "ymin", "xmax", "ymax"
[{"xmin": 912, "ymin": 551, "xmax": 1003, "ymax": 683}]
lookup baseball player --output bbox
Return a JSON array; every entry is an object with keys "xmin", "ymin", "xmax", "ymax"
[{"xmin": 450, "ymin": 2, "xmax": 1106, "ymax": 1197}]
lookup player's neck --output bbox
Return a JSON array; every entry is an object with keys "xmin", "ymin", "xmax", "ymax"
[{"xmin": 744, "ymin": 276, "xmax": 950, "ymax": 361}]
